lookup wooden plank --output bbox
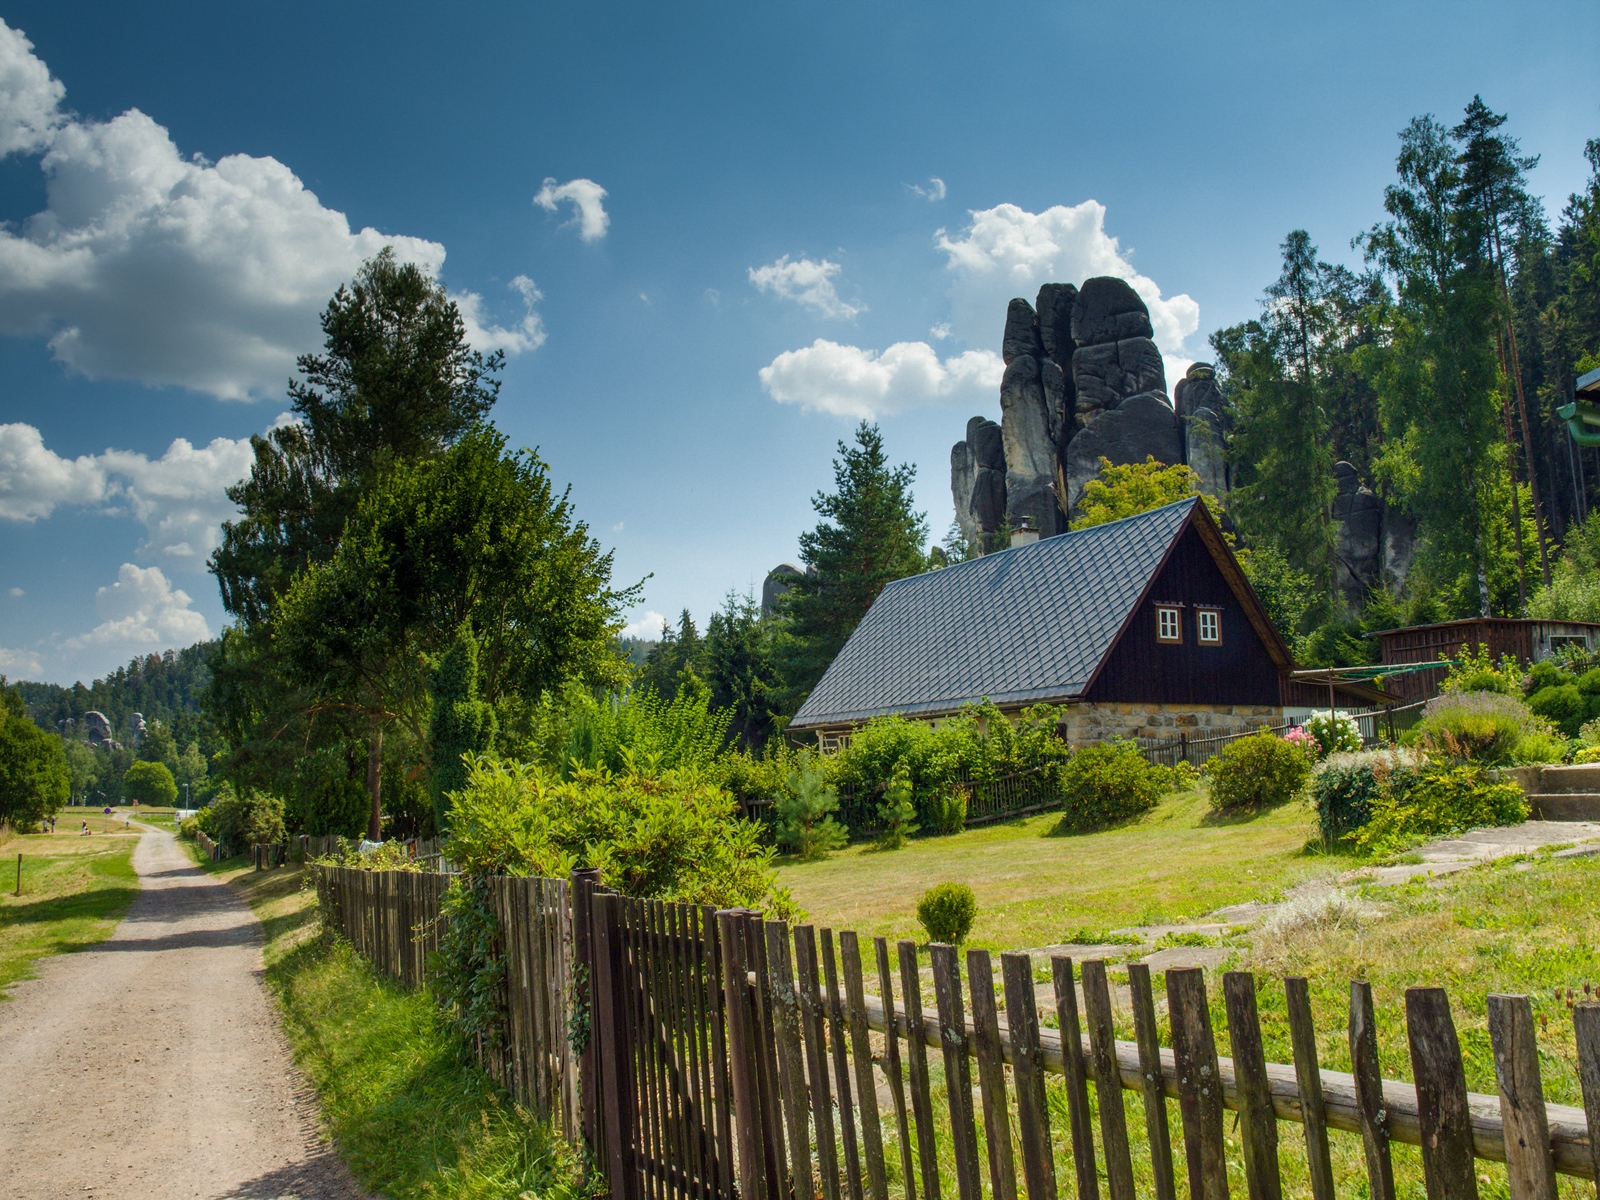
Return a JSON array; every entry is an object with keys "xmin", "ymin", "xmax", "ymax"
[
  {"xmin": 897, "ymin": 941, "xmax": 941, "ymax": 1200},
  {"xmin": 1349, "ymin": 980, "xmax": 1396, "ymax": 1200},
  {"xmin": 966, "ymin": 949, "xmax": 1018, "ymax": 1200},
  {"xmin": 747, "ymin": 912, "xmax": 789, "ymax": 1200},
  {"xmin": 1222, "ymin": 972, "xmax": 1282, "ymax": 1200},
  {"xmin": 1488, "ymin": 994, "xmax": 1557, "ymax": 1200},
  {"xmin": 841, "ymin": 932, "xmax": 890, "ymax": 1200},
  {"xmin": 822, "ymin": 930, "xmax": 865, "ymax": 1200},
  {"xmin": 1165, "ymin": 967, "xmax": 1227, "ymax": 1200},
  {"xmin": 1126, "ymin": 963, "xmax": 1177, "ymax": 1200},
  {"xmin": 796, "ymin": 926, "xmax": 842, "ymax": 1200},
  {"xmin": 1050, "ymin": 956, "xmax": 1100, "ymax": 1200},
  {"xmin": 767, "ymin": 922, "xmax": 816, "ymax": 1200},
  {"xmin": 659, "ymin": 901, "xmax": 691, "ymax": 1200},
  {"xmin": 1080, "ymin": 961, "xmax": 1135, "ymax": 1200},
  {"xmin": 1406, "ymin": 986, "xmax": 1479, "ymax": 1200},
  {"xmin": 876, "ymin": 937, "xmax": 918, "ymax": 1200},
  {"xmin": 594, "ymin": 893, "xmax": 639, "ymax": 1200},
  {"xmin": 704, "ymin": 907, "xmax": 737, "ymax": 1200},
  {"xmin": 929, "ymin": 943, "xmax": 982, "ymax": 1200},
  {"xmin": 679, "ymin": 903, "xmax": 712, "ymax": 1200},
  {"xmin": 1282, "ymin": 977, "xmax": 1335, "ymax": 1200},
  {"xmin": 1575, "ymin": 1002, "xmax": 1600, "ymax": 1197},
  {"xmin": 717, "ymin": 909, "xmax": 766, "ymax": 1200},
  {"xmin": 637, "ymin": 902, "xmax": 666, "ymax": 1200},
  {"xmin": 1000, "ymin": 952, "xmax": 1057, "ymax": 1200}
]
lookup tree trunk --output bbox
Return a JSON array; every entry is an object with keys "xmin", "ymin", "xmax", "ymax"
[
  {"xmin": 1496, "ymin": 332, "xmax": 1528, "ymax": 612},
  {"xmin": 366, "ymin": 726, "xmax": 383, "ymax": 842}
]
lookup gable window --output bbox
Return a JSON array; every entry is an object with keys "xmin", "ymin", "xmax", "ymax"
[
  {"xmin": 1156, "ymin": 606, "xmax": 1182, "ymax": 644},
  {"xmin": 1198, "ymin": 608, "xmax": 1221, "ymax": 645}
]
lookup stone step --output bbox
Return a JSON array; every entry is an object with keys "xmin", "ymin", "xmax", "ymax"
[
  {"xmin": 1496, "ymin": 764, "xmax": 1600, "ymax": 795},
  {"xmin": 1528, "ymin": 793, "xmax": 1600, "ymax": 821}
]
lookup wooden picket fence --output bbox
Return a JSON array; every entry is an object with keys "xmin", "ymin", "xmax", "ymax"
[{"xmin": 321, "ymin": 864, "xmax": 1600, "ymax": 1199}]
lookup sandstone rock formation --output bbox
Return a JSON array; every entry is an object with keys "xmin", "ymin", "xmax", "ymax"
[
  {"xmin": 762, "ymin": 563, "xmax": 806, "ymax": 619},
  {"xmin": 1174, "ymin": 362, "xmax": 1228, "ymax": 499},
  {"xmin": 1332, "ymin": 461, "xmax": 1384, "ymax": 609},
  {"xmin": 951, "ymin": 416, "xmax": 1007, "ymax": 552}
]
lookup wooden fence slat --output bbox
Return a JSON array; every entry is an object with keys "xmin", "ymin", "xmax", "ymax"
[
  {"xmin": 1223, "ymin": 972, "xmax": 1282, "ymax": 1200},
  {"xmin": 766, "ymin": 922, "xmax": 815, "ymax": 1200},
  {"xmin": 1050, "ymin": 956, "xmax": 1100, "ymax": 1200},
  {"xmin": 930, "ymin": 943, "xmax": 983, "ymax": 1200},
  {"xmin": 796, "ymin": 926, "xmax": 842, "ymax": 1200},
  {"xmin": 1574, "ymin": 1002, "xmax": 1600, "ymax": 1196},
  {"xmin": 1000, "ymin": 951, "xmax": 1057, "ymax": 1200},
  {"xmin": 704, "ymin": 907, "xmax": 737, "ymax": 1200},
  {"xmin": 1488, "ymin": 994, "xmax": 1558, "ymax": 1200},
  {"xmin": 1126, "ymin": 963, "xmax": 1177, "ymax": 1200},
  {"xmin": 823, "ymin": 929, "xmax": 865, "ymax": 1200},
  {"xmin": 874, "ymin": 937, "xmax": 918, "ymax": 1200},
  {"xmin": 966, "ymin": 949, "xmax": 1019, "ymax": 1200},
  {"xmin": 595, "ymin": 893, "xmax": 639, "ymax": 1200},
  {"xmin": 1283, "ymin": 977, "xmax": 1335, "ymax": 1200},
  {"xmin": 679, "ymin": 903, "xmax": 712, "ymax": 1200},
  {"xmin": 747, "ymin": 912, "xmax": 789, "ymax": 1200},
  {"xmin": 1349, "ymin": 980, "xmax": 1396, "ymax": 1200},
  {"xmin": 1081, "ymin": 960, "xmax": 1135, "ymax": 1200},
  {"xmin": 718, "ymin": 908, "xmax": 766, "ymax": 1200},
  {"xmin": 1406, "ymin": 986, "xmax": 1479, "ymax": 1200},
  {"xmin": 1166, "ymin": 967, "xmax": 1228, "ymax": 1200},
  {"xmin": 898, "ymin": 940, "xmax": 942, "ymax": 1200},
  {"xmin": 841, "ymin": 932, "xmax": 890, "ymax": 1200},
  {"xmin": 661, "ymin": 901, "xmax": 692, "ymax": 1200}
]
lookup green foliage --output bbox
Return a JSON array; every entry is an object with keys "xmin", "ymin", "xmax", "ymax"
[
  {"xmin": 777, "ymin": 423, "xmax": 929, "ymax": 713},
  {"xmin": 121, "ymin": 759, "xmax": 178, "ymax": 806},
  {"xmin": 1238, "ymin": 543, "xmax": 1318, "ymax": 650},
  {"xmin": 1310, "ymin": 749, "xmax": 1422, "ymax": 844},
  {"xmin": 773, "ymin": 752, "xmax": 849, "ymax": 860},
  {"xmin": 1070, "ymin": 457, "xmax": 1223, "ymax": 531},
  {"xmin": 873, "ymin": 761, "xmax": 919, "ymax": 850},
  {"xmin": 1304, "ymin": 711, "xmax": 1362, "ymax": 757},
  {"xmin": 1530, "ymin": 512, "xmax": 1600, "ymax": 622},
  {"xmin": 1441, "ymin": 644, "xmax": 1523, "ymax": 695},
  {"xmin": 1416, "ymin": 691, "xmax": 1549, "ymax": 765},
  {"xmin": 544, "ymin": 680, "xmax": 731, "ymax": 779},
  {"xmin": 1205, "ymin": 731, "xmax": 1312, "ymax": 813},
  {"xmin": 0, "ymin": 685, "xmax": 70, "ymax": 828},
  {"xmin": 916, "ymin": 882, "xmax": 978, "ymax": 945},
  {"xmin": 430, "ymin": 624, "xmax": 497, "ymax": 833},
  {"xmin": 1355, "ymin": 764, "xmax": 1528, "ymax": 855},
  {"xmin": 433, "ymin": 876, "xmax": 509, "ymax": 1055},
  {"xmin": 1054, "ymin": 742, "xmax": 1160, "ymax": 831},
  {"xmin": 207, "ymin": 784, "xmax": 287, "ymax": 852},
  {"xmin": 1528, "ymin": 683, "xmax": 1588, "ymax": 738},
  {"xmin": 1525, "ymin": 660, "xmax": 1573, "ymax": 694},
  {"xmin": 444, "ymin": 755, "xmax": 797, "ymax": 917},
  {"xmin": 923, "ymin": 786, "xmax": 968, "ymax": 836}
]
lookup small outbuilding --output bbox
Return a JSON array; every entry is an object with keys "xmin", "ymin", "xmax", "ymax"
[
  {"xmin": 789, "ymin": 497, "xmax": 1384, "ymax": 748},
  {"xmin": 1368, "ymin": 617, "xmax": 1600, "ymax": 703}
]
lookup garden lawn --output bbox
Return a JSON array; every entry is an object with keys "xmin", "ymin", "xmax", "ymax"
[
  {"xmin": 0, "ymin": 829, "xmax": 139, "ymax": 997},
  {"xmin": 212, "ymin": 852, "xmax": 585, "ymax": 1200},
  {"xmin": 775, "ymin": 788, "xmax": 1324, "ymax": 948}
]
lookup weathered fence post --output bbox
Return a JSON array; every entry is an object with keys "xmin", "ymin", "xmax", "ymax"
[
  {"xmin": 1350, "ymin": 980, "xmax": 1397, "ymax": 1200},
  {"xmin": 1082, "ymin": 959, "xmax": 1136, "ymax": 1200},
  {"xmin": 1127, "ymin": 963, "xmax": 1177, "ymax": 1200},
  {"xmin": 1223, "ymin": 971, "xmax": 1282, "ymax": 1200},
  {"xmin": 1487, "ymin": 993, "xmax": 1558, "ymax": 1200},
  {"xmin": 931, "ymin": 942, "xmax": 983, "ymax": 1200},
  {"xmin": 718, "ymin": 908, "xmax": 770, "ymax": 1200},
  {"xmin": 1283, "ymin": 977, "xmax": 1336, "ymax": 1200},
  {"xmin": 570, "ymin": 866, "xmax": 602, "ymax": 1165},
  {"xmin": 1406, "ymin": 986, "xmax": 1479, "ymax": 1200},
  {"xmin": 1574, "ymin": 1002, "xmax": 1600, "ymax": 1193},
  {"xmin": 1001, "ymin": 951, "xmax": 1057, "ymax": 1200},
  {"xmin": 1051, "ymin": 956, "xmax": 1100, "ymax": 1200},
  {"xmin": 592, "ymin": 891, "xmax": 636, "ymax": 1200},
  {"xmin": 1167, "ymin": 966, "xmax": 1228, "ymax": 1200}
]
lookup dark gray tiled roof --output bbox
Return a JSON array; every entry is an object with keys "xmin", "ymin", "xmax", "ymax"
[{"xmin": 790, "ymin": 498, "xmax": 1197, "ymax": 729}]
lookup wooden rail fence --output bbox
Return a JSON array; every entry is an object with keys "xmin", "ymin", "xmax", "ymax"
[{"xmin": 319, "ymin": 864, "xmax": 1600, "ymax": 1199}]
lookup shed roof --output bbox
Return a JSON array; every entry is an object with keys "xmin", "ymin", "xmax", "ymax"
[{"xmin": 791, "ymin": 497, "xmax": 1258, "ymax": 730}]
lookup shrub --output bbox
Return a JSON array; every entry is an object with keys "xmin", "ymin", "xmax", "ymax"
[
  {"xmin": 1525, "ymin": 660, "xmax": 1574, "ymax": 696},
  {"xmin": 1529, "ymin": 683, "xmax": 1588, "ymax": 738},
  {"xmin": 873, "ymin": 761, "xmax": 919, "ymax": 850},
  {"xmin": 1148, "ymin": 759, "xmax": 1200, "ymax": 794},
  {"xmin": 123, "ymin": 760, "xmax": 178, "ymax": 806},
  {"xmin": 178, "ymin": 807, "xmax": 214, "ymax": 839},
  {"xmin": 1055, "ymin": 742, "xmax": 1160, "ymax": 830},
  {"xmin": 1205, "ymin": 731, "xmax": 1311, "ymax": 812},
  {"xmin": 924, "ymin": 786, "xmax": 967, "ymax": 836},
  {"xmin": 1577, "ymin": 668, "xmax": 1600, "ymax": 698},
  {"xmin": 1441, "ymin": 645, "xmax": 1523, "ymax": 695},
  {"xmin": 1304, "ymin": 712, "xmax": 1361, "ymax": 758},
  {"xmin": 1354, "ymin": 764, "xmax": 1528, "ymax": 855},
  {"xmin": 917, "ymin": 882, "xmax": 977, "ymax": 944},
  {"xmin": 773, "ymin": 754, "xmax": 849, "ymax": 861},
  {"xmin": 1581, "ymin": 717, "xmax": 1600, "ymax": 748},
  {"xmin": 1512, "ymin": 729, "xmax": 1569, "ymax": 764},
  {"xmin": 1416, "ymin": 691, "xmax": 1540, "ymax": 765},
  {"xmin": 207, "ymin": 785, "xmax": 286, "ymax": 852},
  {"xmin": 1310, "ymin": 749, "xmax": 1420, "ymax": 844},
  {"xmin": 1577, "ymin": 745, "xmax": 1600, "ymax": 764}
]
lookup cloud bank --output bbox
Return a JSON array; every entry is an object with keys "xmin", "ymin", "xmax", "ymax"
[
  {"xmin": 534, "ymin": 177, "xmax": 610, "ymax": 242},
  {"xmin": 63, "ymin": 563, "xmax": 210, "ymax": 653},
  {"xmin": 749, "ymin": 255, "xmax": 863, "ymax": 320},
  {"xmin": 759, "ymin": 340, "xmax": 1003, "ymax": 420},
  {"xmin": 0, "ymin": 17, "xmax": 541, "ymax": 401}
]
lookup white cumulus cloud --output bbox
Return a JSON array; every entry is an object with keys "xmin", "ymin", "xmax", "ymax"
[
  {"xmin": 64, "ymin": 563, "xmax": 210, "ymax": 653},
  {"xmin": 0, "ymin": 18, "xmax": 540, "ymax": 401},
  {"xmin": 620, "ymin": 611, "xmax": 668, "ymax": 640},
  {"xmin": 0, "ymin": 646, "xmax": 43, "ymax": 676},
  {"xmin": 908, "ymin": 177, "xmax": 946, "ymax": 202},
  {"xmin": 759, "ymin": 340, "xmax": 1003, "ymax": 420},
  {"xmin": 534, "ymin": 177, "xmax": 610, "ymax": 242},
  {"xmin": 749, "ymin": 255, "xmax": 863, "ymax": 320},
  {"xmin": 936, "ymin": 200, "xmax": 1200, "ymax": 380},
  {"xmin": 0, "ymin": 421, "xmax": 258, "ymax": 564},
  {"xmin": 456, "ymin": 275, "xmax": 546, "ymax": 356}
]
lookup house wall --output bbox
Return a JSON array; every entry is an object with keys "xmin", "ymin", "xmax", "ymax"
[
  {"xmin": 1060, "ymin": 701, "xmax": 1282, "ymax": 748},
  {"xmin": 1087, "ymin": 526, "xmax": 1283, "ymax": 707}
]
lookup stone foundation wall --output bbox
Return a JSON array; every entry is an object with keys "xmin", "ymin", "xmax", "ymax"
[{"xmin": 1059, "ymin": 702, "xmax": 1283, "ymax": 748}]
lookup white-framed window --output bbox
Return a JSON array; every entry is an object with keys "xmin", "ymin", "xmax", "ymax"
[
  {"xmin": 1156, "ymin": 606, "xmax": 1182, "ymax": 644},
  {"xmin": 1198, "ymin": 608, "xmax": 1221, "ymax": 645}
]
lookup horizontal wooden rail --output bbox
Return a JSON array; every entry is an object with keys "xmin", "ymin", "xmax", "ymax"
[{"xmin": 859, "ymin": 992, "xmax": 1594, "ymax": 1178}]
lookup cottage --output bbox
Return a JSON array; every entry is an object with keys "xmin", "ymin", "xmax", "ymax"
[{"xmin": 789, "ymin": 497, "xmax": 1381, "ymax": 749}]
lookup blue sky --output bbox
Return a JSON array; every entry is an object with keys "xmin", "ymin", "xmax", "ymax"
[{"xmin": 1, "ymin": 1, "xmax": 1597, "ymax": 685}]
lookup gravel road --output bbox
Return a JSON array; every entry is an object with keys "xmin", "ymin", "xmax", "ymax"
[{"xmin": 0, "ymin": 827, "xmax": 370, "ymax": 1199}]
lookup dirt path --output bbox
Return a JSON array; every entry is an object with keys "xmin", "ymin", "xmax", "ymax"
[{"xmin": 0, "ymin": 827, "xmax": 369, "ymax": 1200}]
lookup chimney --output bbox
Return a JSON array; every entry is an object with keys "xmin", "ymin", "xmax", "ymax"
[{"xmin": 1010, "ymin": 515, "xmax": 1039, "ymax": 549}]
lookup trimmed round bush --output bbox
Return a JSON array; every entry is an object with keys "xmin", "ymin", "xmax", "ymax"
[
  {"xmin": 1416, "ymin": 691, "xmax": 1537, "ymax": 765},
  {"xmin": 1528, "ymin": 684, "xmax": 1587, "ymax": 738},
  {"xmin": 917, "ymin": 882, "xmax": 978, "ymax": 945},
  {"xmin": 1205, "ymin": 731, "xmax": 1311, "ymax": 813},
  {"xmin": 123, "ymin": 759, "xmax": 178, "ymax": 806},
  {"xmin": 1055, "ymin": 742, "xmax": 1160, "ymax": 831}
]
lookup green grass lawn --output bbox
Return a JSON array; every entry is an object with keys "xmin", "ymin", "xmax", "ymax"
[
  {"xmin": 211, "ymin": 851, "xmax": 586, "ymax": 1200},
  {"xmin": 0, "ymin": 830, "xmax": 139, "ymax": 997},
  {"xmin": 775, "ymin": 788, "xmax": 1330, "ymax": 947}
]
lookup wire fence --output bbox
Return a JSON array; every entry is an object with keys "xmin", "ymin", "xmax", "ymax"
[{"xmin": 1136, "ymin": 699, "xmax": 1430, "ymax": 770}]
